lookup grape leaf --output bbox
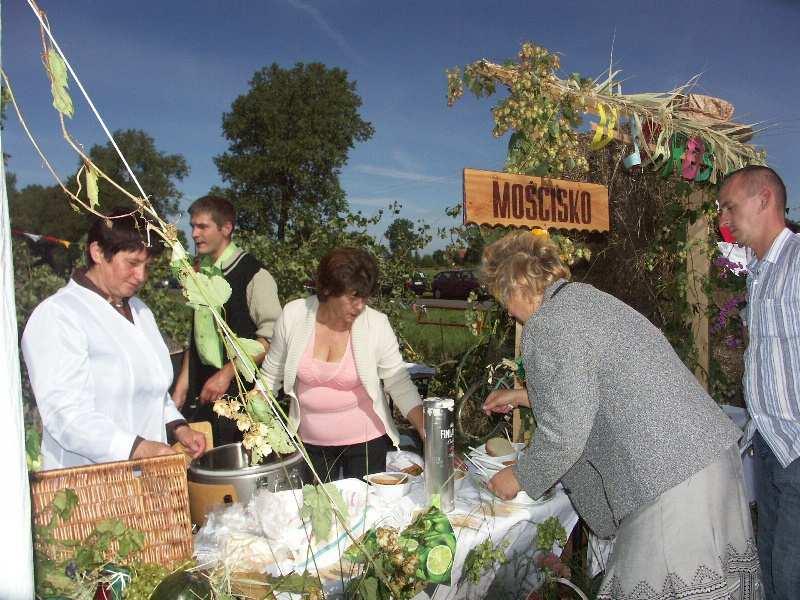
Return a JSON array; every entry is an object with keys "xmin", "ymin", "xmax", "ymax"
[
  {"xmin": 170, "ymin": 241, "xmax": 187, "ymax": 265},
  {"xmin": 47, "ymin": 49, "xmax": 68, "ymax": 87},
  {"xmin": 47, "ymin": 49, "xmax": 74, "ymax": 118},
  {"xmin": 265, "ymin": 571, "xmax": 323, "ymax": 595},
  {"xmin": 52, "ymin": 488, "xmax": 78, "ymax": 521},
  {"xmin": 183, "ymin": 272, "xmax": 231, "ymax": 308},
  {"xmin": 50, "ymin": 82, "xmax": 74, "ymax": 118},
  {"xmin": 300, "ymin": 484, "xmax": 348, "ymax": 542},
  {"xmin": 85, "ymin": 163, "xmax": 100, "ymax": 208},
  {"xmin": 226, "ymin": 337, "xmax": 264, "ymax": 382},
  {"xmin": 246, "ymin": 390, "xmax": 271, "ymax": 423}
]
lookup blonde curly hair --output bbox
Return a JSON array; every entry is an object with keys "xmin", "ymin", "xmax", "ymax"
[{"xmin": 480, "ymin": 231, "xmax": 571, "ymax": 304}]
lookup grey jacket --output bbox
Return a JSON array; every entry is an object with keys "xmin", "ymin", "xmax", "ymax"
[{"xmin": 513, "ymin": 280, "xmax": 741, "ymax": 538}]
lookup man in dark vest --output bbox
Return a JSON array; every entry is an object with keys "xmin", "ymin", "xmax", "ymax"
[{"xmin": 173, "ymin": 195, "xmax": 281, "ymax": 445}]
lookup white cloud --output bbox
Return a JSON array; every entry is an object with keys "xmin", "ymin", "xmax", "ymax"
[
  {"xmin": 286, "ymin": 0, "xmax": 365, "ymax": 65},
  {"xmin": 352, "ymin": 164, "xmax": 457, "ymax": 184}
]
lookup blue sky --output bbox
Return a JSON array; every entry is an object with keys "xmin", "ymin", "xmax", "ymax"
[{"xmin": 3, "ymin": 0, "xmax": 799, "ymax": 250}]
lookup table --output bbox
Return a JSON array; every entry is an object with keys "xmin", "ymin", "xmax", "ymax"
[{"xmin": 194, "ymin": 467, "xmax": 578, "ymax": 599}]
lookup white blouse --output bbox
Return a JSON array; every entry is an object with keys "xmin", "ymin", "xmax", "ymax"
[{"xmin": 22, "ymin": 280, "xmax": 183, "ymax": 469}]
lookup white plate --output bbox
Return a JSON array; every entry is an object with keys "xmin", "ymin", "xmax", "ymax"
[
  {"xmin": 471, "ymin": 441, "xmax": 525, "ymax": 454},
  {"xmin": 469, "ymin": 453, "xmax": 516, "ymax": 469}
]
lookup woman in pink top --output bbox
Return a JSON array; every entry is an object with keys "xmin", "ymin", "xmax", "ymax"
[{"xmin": 261, "ymin": 247, "xmax": 424, "ymax": 481}]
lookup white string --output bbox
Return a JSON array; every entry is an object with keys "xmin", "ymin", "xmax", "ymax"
[{"xmin": 26, "ymin": 0, "xmax": 150, "ymax": 203}]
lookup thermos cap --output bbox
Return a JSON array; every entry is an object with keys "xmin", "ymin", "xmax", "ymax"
[{"xmin": 423, "ymin": 397, "xmax": 454, "ymax": 411}]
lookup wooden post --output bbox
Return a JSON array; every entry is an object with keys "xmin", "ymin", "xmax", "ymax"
[{"xmin": 686, "ymin": 190, "xmax": 711, "ymax": 389}]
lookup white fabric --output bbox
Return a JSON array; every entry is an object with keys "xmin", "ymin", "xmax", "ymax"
[
  {"xmin": 260, "ymin": 296, "xmax": 422, "ymax": 447},
  {"xmin": 0, "ymin": 59, "xmax": 35, "ymax": 595},
  {"xmin": 596, "ymin": 444, "xmax": 761, "ymax": 600},
  {"xmin": 193, "ymin": 467, "xmax": 579, "ymax": 599},
  {"xmin": 22, "ymin": 280, "xmax": 183, "ymax": 469}
]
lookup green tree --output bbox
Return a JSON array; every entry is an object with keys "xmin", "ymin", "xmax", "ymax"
[
  {"xmin": 9, "ymin": 182, "xmax": 89, "ymax": 243},
  {"xmin": 87, "ymin": 129, "xmax": 188, "ymax": 218},
  {"xmin": 215, "ymin": 62, "xmax": 374, "ymax": 240},
  {"xmin": 432, "ymin": 249, "xmax": 447, "ymax": 266},
  {"xmin": 9, "ymin": 130, "xmax": 188, "ymax": 242},
  {"xmin": 385, "ymin": 217, "xmax": 424, "ymax": 257}
]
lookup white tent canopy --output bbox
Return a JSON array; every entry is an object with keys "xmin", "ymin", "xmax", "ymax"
[{"xmin": 0, "ymin": 1, "xmax": 37, "ymax": 596}]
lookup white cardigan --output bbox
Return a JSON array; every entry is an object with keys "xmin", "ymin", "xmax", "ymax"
[
  {"xmin": 22, "ymin": 280, "xmax": 183, "ymax": 469},
  {"xmin": 260, "ymin": 296, "xmax": 421, "ymax": 447}
]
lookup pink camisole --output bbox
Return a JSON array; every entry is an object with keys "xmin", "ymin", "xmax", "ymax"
[{"xmin": 296, "ymin": 332, "xmax": 386, "ymax": 446}]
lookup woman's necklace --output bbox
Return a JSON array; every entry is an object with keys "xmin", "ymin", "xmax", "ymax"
[{"xmin": 85, "ymin": 269, "xmax": 124, "ymax": 308}]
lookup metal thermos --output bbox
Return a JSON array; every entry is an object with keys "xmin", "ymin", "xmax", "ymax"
[{"xmin": 423, "ymin": 397, "xmax": 455, "ymax": 512}]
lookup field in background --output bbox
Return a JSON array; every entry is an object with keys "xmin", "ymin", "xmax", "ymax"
[{"xmin": 398, "ymin": 306, "xmax": 477, "ymax": 365}]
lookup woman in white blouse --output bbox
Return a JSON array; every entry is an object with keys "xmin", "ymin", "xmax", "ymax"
[
  {"xmin": 261, "ymin": 247, "xmax": 423, "ymax": 481},
  {"xmin": 22, "ymin": 210, "xmax": 206, "ymax": 470}
]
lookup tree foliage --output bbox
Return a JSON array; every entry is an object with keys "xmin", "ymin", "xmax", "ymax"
[
  {"xmin": 8, "ymin": 130, "xmax": 188, "ymax": 244},
  {"xmin": 385, "ymin": 217, "xmax": 423, "ymax": 257},
  {"xmin": 86, "ymin": 129, "xmax": 188, "ymax": 218},
  {"xmin": 9, "ymin": 181, "xmax": 89, "ymax": 243},
  {"xmin": 215, "ymin": 62, "xmax": 374, "ymax": 240}
]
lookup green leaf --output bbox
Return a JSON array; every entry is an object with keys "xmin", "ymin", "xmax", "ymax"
[
  {"xmin": 226, "ymin": 337, "xmax": 264, "ymax": 383},
  {"xmin": 95, "ymin": 520, "xmax": 114, "ymax": 534},
  {"xmin": 361, "ymin": 577, "xmax": 379, "ymax": 600},
  {"xmin": 118, "ymin": 536, "xmax": 132, "ymax": 558},
  {"xmin": 170, "ymin": 242, "xmax": 187, "ymax": 265},
  {"xmin": 52, "ymin": 489, "xmax": 78, "ymax": 521},
  {"xmin": 129, "ymin": 529, "xmax": 145, "ymax": 550},
  {"xmin": 111, "ymin": 520, "xmax": 125, "ymax": 537},
  {"xmin": 47, "ymin": 50, "xmax": 74, "ymax": 118},
  {"xmin": 300, "ymin": 483, "xmax": 348, "ymax": 542},
  {"xmin": 47, "ymin": 49, "xmax": 69, "ymax": 88},
  {"xmin": 50, "ymin": 81, "xmax": 74, "ymax": 118},
  {"xmin": 265, "ymin": 571, "xmax": 322, "ymax": 595},
  {"xmin": 246, "ymin": 391, "xmax": 271, "ymax": 423},
  {"xmin": 85, "ymin": 164, "xmax": 100, "ymax": 209},
  {"xmin": 182, "ymin": 272, "xmax": 231, "ymax": 308}
]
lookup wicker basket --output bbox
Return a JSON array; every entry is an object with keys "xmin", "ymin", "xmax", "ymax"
[{"xmin": 30, "ymin": 454, "xmax": 193, "ymax": 567}]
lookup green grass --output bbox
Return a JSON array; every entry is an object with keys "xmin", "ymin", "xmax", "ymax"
[{"xmin": 398, "ymin": 307, "xmax": 478, "ymax": 365}]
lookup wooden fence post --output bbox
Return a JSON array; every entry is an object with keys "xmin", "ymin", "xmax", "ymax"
[{"xmin": 686, "ymin": 189, "xmax": 711, "ymax": 389}]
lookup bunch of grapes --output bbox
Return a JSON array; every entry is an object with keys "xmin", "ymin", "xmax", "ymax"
[
  {"xmin": 551, "ymin": 234, "xmax": 591, "ymax": 266},
  {"xmin": 373, "ymin": 527, "xmax": 425, "ymax": 597},
  {"xmin": 122, "ymin": 562, "xmax": 169, "ymax": 600},
  {"xmin": 463, "ymin": 538, "xmax": 509, "ymax": 584}
]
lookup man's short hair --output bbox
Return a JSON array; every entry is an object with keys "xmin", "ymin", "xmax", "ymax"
[
  {"xmin": 722, "ymin": 165, "xmax": 787, "ymax": 213},
  {"xmin": 86, "ymin": 208, "xmax": 163, "ymax": 264},
  {"xmin": 189, "ymin": 195, "xmax": 236, "ymax": 230}
]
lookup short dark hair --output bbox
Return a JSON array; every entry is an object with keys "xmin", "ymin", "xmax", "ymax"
[
  {"xmin": 189, "ymin": 195, "xmax": 236, "ymax": 230},
  {"xmin": 722, "ymin": 165, "xmax": 787, "ymax": 213},
  {"xmin": 86, "ymin": 208, "xmax": 163, "ymax": 264},
  {"xmin": 316, "ymin": 247, "xmax": 378, "ymax": 302}
]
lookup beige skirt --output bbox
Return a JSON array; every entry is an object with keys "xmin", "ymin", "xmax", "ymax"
[{"xmin": 596, "ymin": 444, "xmax": 762, "ymax": 600}]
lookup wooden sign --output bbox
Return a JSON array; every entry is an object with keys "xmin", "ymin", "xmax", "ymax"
[{"xmin": 463, "ymin": 168, "xmax": 610, "ymax": 232}]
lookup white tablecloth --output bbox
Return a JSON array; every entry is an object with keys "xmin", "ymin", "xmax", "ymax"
[{"xmin": 195, "ymin": 472, "xmax": 578, "ymax": 599}]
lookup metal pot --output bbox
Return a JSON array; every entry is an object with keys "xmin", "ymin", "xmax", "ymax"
[{"xmin": 188, "ymin": 442, "xmax": 306, "ymax": 504}]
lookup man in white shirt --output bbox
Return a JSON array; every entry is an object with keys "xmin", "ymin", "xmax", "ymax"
[{"xmin": 719, "ymin": 166, "xmax": 799, "ymax": 600}]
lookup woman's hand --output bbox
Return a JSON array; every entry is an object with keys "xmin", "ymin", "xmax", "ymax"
[
  {"xmin": 482, "ymin": 388, "xmax": 529, "ymax": 415},
  {"xmin": 406, "ymin": 405, "xmax": 426, "ymax": 442},
  {"xmin": 132, "ymin": 440, "xmax": 176, "ymax": 460},
  {"xmin": 174, "ymin": 425, "xmax": 207, "ymax": 459},
  {"xmin": 487, "ymin": 466, "xmax": 521, "ymax": 500}
]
